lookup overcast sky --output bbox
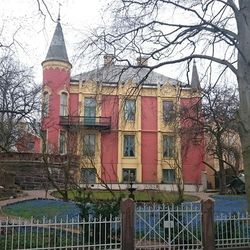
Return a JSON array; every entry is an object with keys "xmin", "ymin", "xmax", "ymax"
[
  {"xmin": 1, "ymin": 0, "xmax": 193, "ymax": 84},
  {"xmin": 0, "ymin": 0, "xmax": 237, "ymax": 87},
  {"xmin": 0, "ymin": 0, "xmax": 108, "ymax": 82}
]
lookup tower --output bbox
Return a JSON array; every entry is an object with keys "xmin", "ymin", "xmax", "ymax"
[
  {"xmin": 191, "ymin": 60, "xmax": 200, "ymax": 90},
  {"xmin": 41, "ymin": 18, "xmax": 72, "ymax": 153},
  {"xmin": 181, "ymin": 60, "xmax": 205, "ymax": 185}
]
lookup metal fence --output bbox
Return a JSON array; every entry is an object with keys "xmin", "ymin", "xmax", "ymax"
[
  {"xmin": 215, "ymin": 212, "xmax": 250, "ymax": 249},
  {"xmin": 2, "ymin": 200, "xmax": 250, "ymax": 250},
  {"xmin": 0, "ymin": 215, "xmax": 121, "ymax": 250},
  {"xmin": 135, "ymin": 202, "xmax": 203, "ymax": 250}
]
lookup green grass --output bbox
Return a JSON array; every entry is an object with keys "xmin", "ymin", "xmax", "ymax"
[
  {"xmin": 2, "ymin": 201, "xmax": 73, "ymax": 219},
  {"xmin": 53, "ymin": 189, "xmax": 198, "ymax": 203},
  {"xmin": 1, "ymin": 191, "xmax": 197, "ymax": 220}
]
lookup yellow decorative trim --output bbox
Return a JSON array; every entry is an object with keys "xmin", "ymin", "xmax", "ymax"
[
  {"xmin": 78, "ymin": 131, "xmax": 101, "ymax": 183},
  {"xmin": 42, "ymin": 60, "xmax": 71, "ymax": 71},
  {"xmin": 119, "ymin": 132, "xmax": 141, "ymax": 182},
  {"xmin": 157, "ymin": 132, "xmax": 162, "ymax": 182},
  {"xmin": 43, "ymin": 86, "xmax": 52, "ymax": 95},
  {"xmin": 66, "ymin": 79, "xmax": 201, "ymax": 184}
]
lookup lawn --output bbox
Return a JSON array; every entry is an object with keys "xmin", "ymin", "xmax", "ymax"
[
  {"xmin": 52, "ymin": 189, "xmax": 198, "ymax": 203},
  {"xmin": 2, "ymin": 199, "xmax": 80, "ymax": 220},
  {"xmin": 1, "ymin": 191, "xmax": 198, "ymax": 220}
]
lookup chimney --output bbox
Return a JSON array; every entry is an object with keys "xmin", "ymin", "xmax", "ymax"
[
  {"xmin": 103, "ymin": 54, "xmax": 115, "ymax": 66},
  {"xmin": 136, "ymin": 56, "xmax": 148, "ymax": 66}
]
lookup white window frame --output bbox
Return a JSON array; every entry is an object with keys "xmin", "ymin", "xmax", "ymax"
[
  {"xmin": 122, "ymin": 168, "xmax": 136, "ymax": 183},
  {"xmin": 163, "ymin": 135, "xmax": 175, "ymax": 158},
  {"xmin": 59, "ymin": 130, "xmax": 67, "ymax": 154},
  {"xmin": 43, "ymin": 91, "xmax": 49, "ymax": 117},
  {"xmin": 123, "ymin": 135, "xmax": 135, "ymax": 157},
  {"xmin": 163, "ymin": 100, "xmax": 174, "ymax": 122},
  {"xmin": 124, "ymin": 99, "xmax": 136, "ymax": 121},
  {"xmin": 83, "ymin": 134, "xmax": 96, "ymax": 156},
  {"xmin": 60, "ymin": 92, "xmax": 68, "ymax": 116},
  {"xmin": 162, "ymin": 169, "xmax": 176, "ymax": 183}
]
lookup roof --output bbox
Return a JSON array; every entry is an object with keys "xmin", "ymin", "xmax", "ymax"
[
  {"xmin": 71, "ymin": 64, "xmax": 182, "ymax": 86},
  {"xmin": 191, "ymin": 60, "xmax": 200, "ymax": 89},
  {"xmin": 44, "ymin": 21, "xmax": 69, "ymax": 63}
]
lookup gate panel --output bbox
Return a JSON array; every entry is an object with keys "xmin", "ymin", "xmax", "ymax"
[{"xmin": 135, "ymin": 202, "xmax": 202, "ymax": 249}]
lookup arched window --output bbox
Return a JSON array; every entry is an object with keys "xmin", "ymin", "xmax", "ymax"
[
  {"xmin": 43, "ymin": 91, "xmax": 49, "ymax": 117},
  {"xmin": 60, "ymin": 92, "xmax": 68, "ymax": 116}
]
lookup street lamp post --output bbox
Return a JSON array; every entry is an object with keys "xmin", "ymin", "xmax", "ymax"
[{"xmin": 128, "ymin": 181, "xmax": 136, "ymax": 200}]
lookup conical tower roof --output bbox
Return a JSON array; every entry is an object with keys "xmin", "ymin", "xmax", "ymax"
[
  {"xmin": 191, "ymin": 60, "xmax": 200, "ymax": 90},
  {"xmin": 44, "ymin": 20, "xmax": 70, "ymax": 63}
]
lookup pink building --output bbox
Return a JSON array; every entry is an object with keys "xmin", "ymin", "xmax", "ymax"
[{"xmin": 41, "ymin": 19, "xmax": 205, "ymax": 190}]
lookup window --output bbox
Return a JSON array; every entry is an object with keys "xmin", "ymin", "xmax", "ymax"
[
  {"xmin": 43, "ymin": 92, "xmax": 49, "ymax": 117},
  {"xmin": 123, "ymin": 169, "xmax": 136, "ymax": 182},
  {"xmin": 124, "ymin": 99, "xmax": 136, "ymax": 121},
  {"xmin": 162, "ymin": 169, "xmax": 175, "ymax": 183},
  {"xmin": 124, "ymin": 135, "xmax": 135, "ymax": 157},
  {"xmin": 163, "ymin": 100, "xmax": 174, "ymax": 122},
  {"xmin": 81, "ymin": 168, "xmax": 96, "ymax": 184},
  {"xmin": 59, "ymin": 131, "xmax": 67, "ymax": 154},
  {"xmin": 27, "ymin": 142, "xmax": 35, "ymax": 151},
  {"xmin": 83, "ymin": 134, "xmax": 96, "ymax": 156},
  {"xmin": 60, "ymin": 92, "xmax": 68, "ymax": 116},
  {"xmin": 163, "ymin": 135, "xmax": 175, "ymax": 158},
  {"xmin": 84, "ymin": 98, "xmax": 96, "ymax": 124}
]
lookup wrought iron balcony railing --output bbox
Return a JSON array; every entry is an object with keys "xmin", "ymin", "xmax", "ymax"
[{"xmin": 59, "ymin": 116, "xmax": 111, "ymax": 130}]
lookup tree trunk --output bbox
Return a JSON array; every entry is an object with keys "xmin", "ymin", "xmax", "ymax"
[
  {"xmin": 217, "ymin": 140, "xmax": 226, "ymax": 194},
  {"xmin": 237, "ymin": 0, "xmax": 250, "ymax": 212}
]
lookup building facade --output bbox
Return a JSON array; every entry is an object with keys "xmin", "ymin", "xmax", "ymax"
[{"xmin": 41, "ymin": 20, "xmax": 205, "ymax": 189}]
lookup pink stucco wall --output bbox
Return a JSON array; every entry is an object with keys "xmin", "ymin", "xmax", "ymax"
[
  {"xmin": 42, "ymin": 67, "xmax": 71, "ymax": 153},
  {"xmin": 16, "ymin": 133, "xmax": 41, "ymax": 153},
  {"xmin": 69, "ymin": 93, "xmax": 79, "ymax": 116},
  {"xmin": 180, "ymin": 97, "xmax": 205, "ymax": 184},
  {"xmin": 141, "ymin": 96, "xmax": 158, "ymax": 182},
  {"xmin": 34, "ymin": 136, "xmax": 41, "ymax": 153},
  {"xmin": 43, "ymin": 68, "xmax": 70, "ymax": 91},
  {"xmin": 101, "ymin": 95, "xmax": 119, "ymax": 182}
]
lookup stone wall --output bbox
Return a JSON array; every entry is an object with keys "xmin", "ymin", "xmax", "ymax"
[
  {"xmin": 0, "ymin": 153, "xmax": 79, "ymax": 190},
  {"xmin": 0, "ymin": 170, "xmax": 15, "ymax": 188}
]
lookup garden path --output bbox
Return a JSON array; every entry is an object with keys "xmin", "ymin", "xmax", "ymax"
[{"xmin": 0, "ymin": 190, "xmax": 55, "ymax": 220}]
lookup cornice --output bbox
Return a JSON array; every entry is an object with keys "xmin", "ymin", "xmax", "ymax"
[{"xmin": 42, "ymin": 60, "xmax": 72, "ymax": 72}]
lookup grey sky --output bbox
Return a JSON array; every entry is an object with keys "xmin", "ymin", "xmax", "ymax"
[
  {"xmin": 0, "ymin": 0, "xmax": 107, "ymax": 82},
  {"xmin": 0, "ymin": 0, "xmax": 237, "ymax": 87}
]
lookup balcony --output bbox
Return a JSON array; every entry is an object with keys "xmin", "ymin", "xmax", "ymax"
[{"xmin": 59, "ymin": 116, "xmax": 111, "ymax": 130}]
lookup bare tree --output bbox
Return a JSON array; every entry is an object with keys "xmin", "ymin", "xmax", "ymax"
[
  {"xmin": 40, "ymin": 88, "xmax": 120, "ymax": 200},
  {"xmin": 0, "ymin": 27, "xmax": 21, "ymax": 50},
  {"xmin": 79, "ymin": 0, "xmax": 250, "ymax": 209},
  {"xmin": 39, "ymin": 129, "xmax": 79, "ymax": 201},
  {"xmin": 39, "ymin": 126, "xmax": 122, "ymax": 201},
  {"xmin": 0, "ymin": 54, "xmax": 40, "ymax": 152},
  {"xmin": 182, "ymin": 84, "xmax": 239, "ymax": 194}
]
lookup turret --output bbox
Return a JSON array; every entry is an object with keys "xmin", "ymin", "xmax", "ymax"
[
  {"xmin": 42, "ymin": 16, "xmax": 71, "ymax": 70},
  {"xmin": 41, "ymin": 18, "xmax": 71, "ymax": 154},
  {"xmin": 191, "ymin": 60, "xmax": 200, "ymax": 90}
]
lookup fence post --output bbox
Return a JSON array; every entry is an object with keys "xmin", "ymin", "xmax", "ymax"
[
  {"xmin": 121, "ymin": 198, "xmax": 135, "ymax": 250},
  {"xmin": 202, "ymin": 198, "xmax": 215, "ymax": 250}
]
